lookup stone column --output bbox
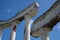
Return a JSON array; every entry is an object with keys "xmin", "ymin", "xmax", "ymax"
[
  {"xmin": 9, "ymin": 22, "xmax": 16, "ymax": 40},
  {"xmin": 39, "ymin": 29, "xmax": 49, "ymax": 40},
  {"xmin": 24, "ymin": 15, "xmax": 33, "ymax": 40}
]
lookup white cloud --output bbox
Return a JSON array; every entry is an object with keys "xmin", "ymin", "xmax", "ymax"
[
  {"xmin": 58, "ymin": 25, "xmax": 60, "ymax": 29},
  {"xmin": 5, "ymin": 9, "xmax": 13, "ymax": 13},
  {"xmin": 0, "ymin": 37, "xmax": 1, "ymax": 40},
  {"xmin": 57, "ymin": 23, "xmax": 60, "ymax": 29}
]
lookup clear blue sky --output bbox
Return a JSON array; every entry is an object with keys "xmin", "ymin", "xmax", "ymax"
[{"xmin": 0, "ymin": 0, "xmax": 60, "ymax": 40}]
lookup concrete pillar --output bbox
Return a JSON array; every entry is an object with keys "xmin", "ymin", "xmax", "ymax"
[
  {"xmin": 39, "ymin": 29, "xmax": 49, "ymax": 40},
  {"xmin": 24, "ymin": 18, "xmax": 33, "ymax": 40},
  {"xmin": 10, "ymin": 30, "xmax": 16, "ymax": 40},
  {"xmin": 9, "ymin": 22, "xmax": 16, "ymax": 40}
]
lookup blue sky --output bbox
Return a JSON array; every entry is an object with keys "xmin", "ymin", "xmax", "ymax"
[{"xmin": 0, "ymin": 0, "xmax": 60, "ymax": 40}]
